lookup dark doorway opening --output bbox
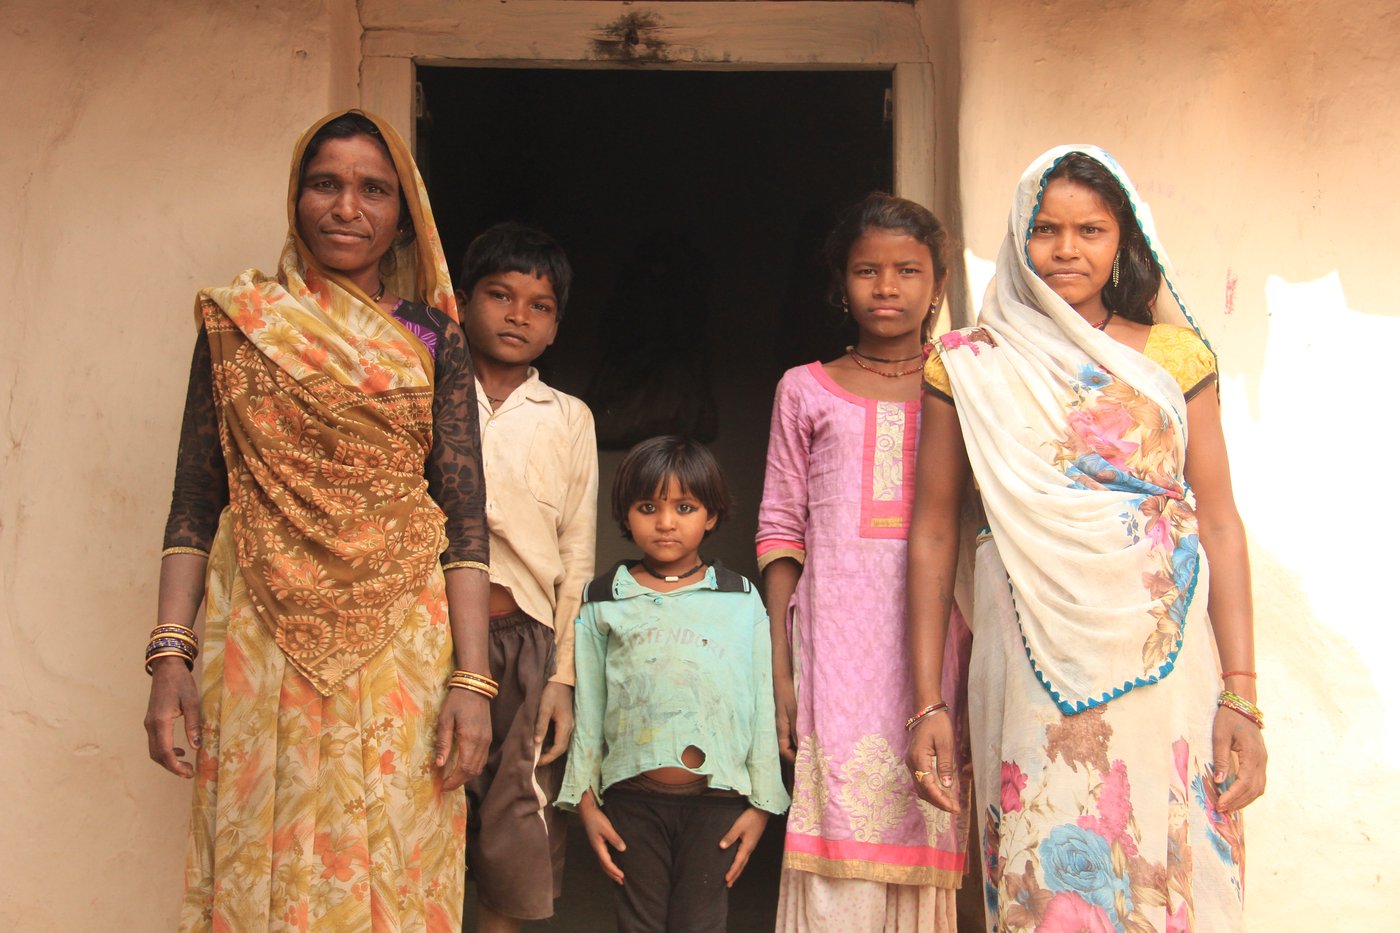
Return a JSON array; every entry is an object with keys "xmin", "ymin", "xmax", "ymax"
[{"xmin": 418, "ymin": 65, "xmax": 894, "ymax": 931}]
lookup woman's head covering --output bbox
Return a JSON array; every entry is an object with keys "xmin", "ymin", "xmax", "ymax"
[
  {"xmin": 984, "ymin": 145, "xmax": 1210, "ymax": 417},
  {"xmin": 935, "ymin": 146, "xmax": 1210, "ymax": 715},
  {"xmin": 998, "ymin": 144, "xmax": 1206, "ymax": 338},
  {"xmin": 284, "ymin": 109, "xmax": 458, "ymax": 322},
  {"xmin": 192, "ymin": 111, "xmax": 462, "ymax": 696}
]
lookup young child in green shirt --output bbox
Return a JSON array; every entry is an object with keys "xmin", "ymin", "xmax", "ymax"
[{"xmin": 557, "ymin": 436, "xmax": 789, "ymax": 932}]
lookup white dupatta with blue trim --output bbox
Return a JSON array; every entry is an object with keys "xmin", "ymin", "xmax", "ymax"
[{"xmin": 941, "ymin": 145, "xmax": 1213, "ymax": 715}]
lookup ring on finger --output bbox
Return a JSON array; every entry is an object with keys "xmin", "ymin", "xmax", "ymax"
[{"xmin": 913, "ymin": 769, "xmax": 929, "ymax": 782}]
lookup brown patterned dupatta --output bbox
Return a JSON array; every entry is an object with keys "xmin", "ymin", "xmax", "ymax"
[{"xmin": 196, "ymin": 110, "xmax": 460, "ymax": 696}]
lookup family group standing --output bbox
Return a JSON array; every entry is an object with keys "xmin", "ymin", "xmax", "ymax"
[{"xmin": 143, "ymin": 108, "xmax": 1265, "ymax": 933}]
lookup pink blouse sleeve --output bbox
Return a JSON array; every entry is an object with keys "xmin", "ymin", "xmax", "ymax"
[{"xmin": 756, "ymin": 368, "xmax": 811, "ymax": 571}]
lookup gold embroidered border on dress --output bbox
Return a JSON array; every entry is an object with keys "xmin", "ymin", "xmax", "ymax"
[
  {"xmin": 781, "ymin": 851, "xmax": 961, "ymax": 888},
  {"xmin": 442, "ymin": 560, "xmax": 489, "ymax": 573},
  {"xmin": 162, "ymin": 546, "xmax": 211, "ymax": 558}
]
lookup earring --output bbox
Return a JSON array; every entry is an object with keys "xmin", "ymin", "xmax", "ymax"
[
  {"xmin": 1111, "ymin": 251, "xmax": 1121, "ymax": 288},
  {"xmin": 841, "ymin": 297, "xmax": 849, "ymax": 314}
]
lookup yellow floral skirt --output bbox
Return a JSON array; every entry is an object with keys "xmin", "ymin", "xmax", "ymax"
[{"xmin": 180, "ymin": 523, "xmax": 465, "ymax": 932}]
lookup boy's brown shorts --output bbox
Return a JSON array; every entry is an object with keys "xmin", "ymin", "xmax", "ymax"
[{"xmin": 465, "ymin": 610, "xmax": 567, "ymax": 921}]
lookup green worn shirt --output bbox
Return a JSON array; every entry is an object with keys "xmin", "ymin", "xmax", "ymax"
[{"xmin": 556, "ymin": 562, "xmax": 791, "ymax": 815}]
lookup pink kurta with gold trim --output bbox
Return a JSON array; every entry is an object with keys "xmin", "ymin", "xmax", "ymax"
[{"xmin": 757, "ymin": 362, "xmax": 968, "ymax": 887}]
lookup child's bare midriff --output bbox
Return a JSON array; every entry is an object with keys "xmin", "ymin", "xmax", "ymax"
[
  {"xmin": 644, "ymin": 745, "xmax": 708, "ymax": 784},
  {"xmin": 488, "ymin": 582, "xmax": 520, "ymax": 616}
]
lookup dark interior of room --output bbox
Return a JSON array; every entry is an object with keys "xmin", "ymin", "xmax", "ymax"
[{"xmin": 418, "ymin": 65, "xmax": 896, "ymax": 931}]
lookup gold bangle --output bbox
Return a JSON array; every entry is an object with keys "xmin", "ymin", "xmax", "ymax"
[
  {"xmin": 450, "ymin": 681, "xmax": 497, "ymax": 700},
  {"xmin": 149, "ymin": 626, "xmax": 198, "ymax": 644},
  {"xmin": 145, "ymin": 651, "xmax": 195, "ymax": 675},
  {"xmin": 1218, "ymin": 690, "xmax": 1264, "ymax": 728},
  {"xmin": 151, "ymin": 632, "xmax": 198, "ymax": 648},
  {"xmin": 448, "ymin": 673, "xmax": 499, "ymax": 690},
  {"xmin": 450, "ymin": 672, "xmax": 501, "ymax": 686},
  {"xmin": 150, "ymin": 623, "xmax": 197, "ymax": 635},
  {"xmin": 449, "ymin": 670, "xmax": 498, "ymax": 688},
  {"xmin": 1219, "ymin": 690, "xmax": 1262, "ymax": 715}
]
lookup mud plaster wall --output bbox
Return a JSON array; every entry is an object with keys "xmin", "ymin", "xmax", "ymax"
[
  {"xmin": 1, "ymin": 0, "xmax": 1396, "ymax": 928},
  {"xmin": 0, "ymin": 1, "xmax": 355, "ymax": 927},
  {"xmin": 931, "ymin": 1, "xmax": 1400, "ymax": 927}
]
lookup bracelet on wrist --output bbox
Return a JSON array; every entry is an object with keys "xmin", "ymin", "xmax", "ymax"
[
  {"xmin": 1217, "ymin": 690, "xmax": 1263, "ymax": 729},
  {"xmin": 448, "ymin": 669, "xmax": 499, "ymax": 700},
  {"xmin": 905, "ymin": 702, "xmax": 948, "ymax": 732},
  {"xmin": 145, "ymin": 624, "xmax": 198, "ymax": 675}
]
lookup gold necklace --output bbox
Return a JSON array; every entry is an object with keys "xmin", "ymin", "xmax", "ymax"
[{"xmin": 847, "ymin": 347, "xmax": 922, "ymax": 378}]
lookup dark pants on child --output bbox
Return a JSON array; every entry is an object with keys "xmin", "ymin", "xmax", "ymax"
[
  {"xmin": 466, "ymin": 611, "xmax": 567, "ymax": 921},
  {"xmin": 604, "ymin": 779, "xmax": 749, "ymax": 933}
]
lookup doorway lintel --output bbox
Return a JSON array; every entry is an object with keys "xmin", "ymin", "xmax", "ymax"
[{"xmin": 358, "ymin": 1, "xmax": 937, "ymax": 215}]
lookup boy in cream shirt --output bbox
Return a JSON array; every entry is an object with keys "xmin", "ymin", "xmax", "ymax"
[{"xmin": 457, "ymin": 223, "xmax": 597, "ymax": 931}]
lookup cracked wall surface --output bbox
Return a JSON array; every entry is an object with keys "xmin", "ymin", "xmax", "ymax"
[{"xmin": 2, "ymin": 1, "xmax": 1396, "ymax": 928}]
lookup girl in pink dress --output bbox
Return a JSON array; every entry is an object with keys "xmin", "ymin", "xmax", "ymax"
[{"xmin": 758, "ymin": 193, "xmax": 969, "ymax": 932}]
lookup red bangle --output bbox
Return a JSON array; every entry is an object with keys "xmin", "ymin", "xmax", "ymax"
[
  {"xmin": 1220, "ymin": 670, "xmax": 1257, "ymax": 680},
  {"xmin": 905, "ymin": 702, "xmax": 948, "ymax": 731}
]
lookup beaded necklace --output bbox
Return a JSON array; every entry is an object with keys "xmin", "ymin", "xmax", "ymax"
[
  {"xmin": 640, "ymin": 559, "xmax": 707, "ymax": 583},
  {"xmin": 846, "ymin": 346, "xmax": 922, "ymax": 378}
]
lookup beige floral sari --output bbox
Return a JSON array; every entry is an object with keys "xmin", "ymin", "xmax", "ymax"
[
  {"xmin": 933, "ymin": 146, "xmax": 1244, "ymax": 931},
  {"xmin": 180, "ymin": 111, "xmax": 467, "ymax": 933}
]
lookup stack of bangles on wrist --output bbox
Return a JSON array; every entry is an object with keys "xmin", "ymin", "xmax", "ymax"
[
  {"xmin": 905, "ymin": 702, "xmax": 948, "ymax": 732},
  {"xmin": 145, "ymin": 624, "xmax": 199, "ymax": 674},
  {"xmin": 448, "ymin": 670, "xmax": 498, "ymax": 700},
  {"xmin": 1217, "ymin": 690, "xmax": 1264, "ymax": 729}
]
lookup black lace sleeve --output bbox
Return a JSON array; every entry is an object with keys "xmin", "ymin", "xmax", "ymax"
[
  {"xmin": 162, "ymin": 330, "xmax": 229, "ymax": 553},
  {"xmin": 427, "ymin": 316, "xmax": 489, "ymax": 567}
]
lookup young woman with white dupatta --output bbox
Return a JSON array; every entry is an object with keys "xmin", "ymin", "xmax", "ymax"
[{"xmin": 905, "ymin": 147, "xmax": 1265, "ymax": 932}]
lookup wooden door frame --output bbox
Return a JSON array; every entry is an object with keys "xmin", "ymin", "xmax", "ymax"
[{"xmin": 357, "ymin": 1, "xmax": 937, "ymax": 210}]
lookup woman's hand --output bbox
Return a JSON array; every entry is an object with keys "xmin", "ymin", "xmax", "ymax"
[
  {"xmin": 906, "ymin": 711, "xmax": 960, "ymax": 812},
  {"xmin": 578, "ymin": 790, "xmax": 627, "ymax": 884},
  {"xmin": 144, "ymin": 657, "xmax": 201, "ymax": 778},
  {"xmin": 1212, "ymin": 706, "xmax": 1267, "ymax": 811},
  {"xmin": 535, "ymin": 681, "xmax": 575, "ymax": 766},
  {"xmin": 774, "ymin": 675, "xmax": 798, "ymax": 763},
  {"xmin": 435, "ymin": 688, "xmax": 491, "ymax": 791},
  {"xmin": 720, "ymin": 807, "xmax": 770, "ymax": 887}
]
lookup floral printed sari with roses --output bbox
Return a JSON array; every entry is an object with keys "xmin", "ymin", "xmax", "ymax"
[
  {"xmin": 981, "ymin": 713, "xmax": 1244, "ymax": 932},
  {"xmin": 932, "ymin": 146, "xmax": 1244, "ymax": 933}
]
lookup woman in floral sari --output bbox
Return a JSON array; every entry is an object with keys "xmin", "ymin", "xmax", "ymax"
[
  {"xmin": 143, "ymin": 110, "xmax": 491, "ymax": 931},
  {"xmin": 906, "ymin": 147, "xmax": 1266, "ymax": 932}
]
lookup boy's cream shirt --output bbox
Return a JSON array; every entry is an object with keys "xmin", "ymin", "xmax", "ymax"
[{"xmin": 475, "ymin": 368, "xmax": 598, "ymax": 684}]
